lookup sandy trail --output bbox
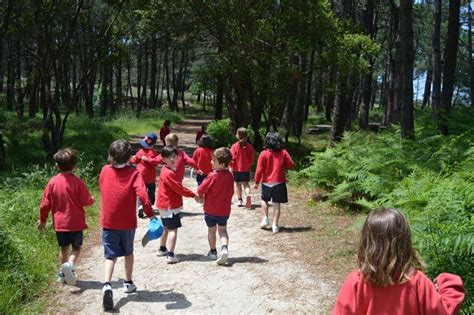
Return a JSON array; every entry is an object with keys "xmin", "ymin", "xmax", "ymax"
[{"xmin": 51, "ymin": 117, "xmax": 337, "ymax": 314}]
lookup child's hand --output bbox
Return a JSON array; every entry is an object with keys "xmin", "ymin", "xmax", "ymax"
[
  {"xmin": 148, "ymin": 215, "xmax": 157, "ymax": 221},
  {"xmin": 254, "ymin": 183, "xmax": 259, "ymax": 189},
  {"xmin": 141, "ymin": 156, "xmax": 149, "ymax": 162},
  {"xmin": 195, "ymin": 196, "xmax": 204, "ymax": 203},
  {"xmin": 37, "ymin": 220, "xmax": 46, "ymax": 233},
  {"xmin": 196, "ymin": 169, "xmax": 204, "ymax": 175}
]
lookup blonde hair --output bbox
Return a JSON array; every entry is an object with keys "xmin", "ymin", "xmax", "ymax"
[
  {"xmin": 213, "ymin": 147, "xmax": 232, "ymax": 167},
  {"xmin": 165, "ymin": 133, "xmax": 179, "ymax": 147},
  {"xmin": 236, "ymin": 127, "xmax": 248, "ymax": 147},
  {"xmin": 358, "ymin": 208, "xmax": 425, "ymax": 287}
]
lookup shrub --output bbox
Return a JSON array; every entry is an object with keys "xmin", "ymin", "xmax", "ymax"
[{"xmin": 206, "ymin": 119, "xmax": 235, "ymax": 148}]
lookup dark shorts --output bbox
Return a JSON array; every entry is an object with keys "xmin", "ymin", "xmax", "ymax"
[
  {"xmin": 162, "ymin": 213, "xmax": 182, "ymax": 230},
  {"xmin": 233, "ymin": 171, "xmax": 250, "ymax": 182},
  {"xmin": 102, "ymin": 229, "xmax": 135, "ymax": 259},
  {"xmin": 56, "ymin": 231, "xmax": 83, "ymax": 248},
  {"xmin": 261, "ymin": 183, "xmax": 288, "ymax": 203},
  {"xmin": 196, "ymin": 174, "xmax": 207, "ymax": 186},
  {"xmin": 204, "ymin": 213, "xmax": 230, "ymax": 227},
  {"xmin": 138, "ymin": 182, "xmax": 156, "ymax": 206}
]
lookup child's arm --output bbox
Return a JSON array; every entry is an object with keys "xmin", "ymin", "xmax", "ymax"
[
  {"xmin": 284, "ymin": 150, "xmax": 295, "ymax": 170},
  {"xmin": 417, "ymin": 273, "xmax": 465, "ymax": 315},
  {"xmin": 183, "ymin": 151, "xmax": 202, "ymax": 174},
  {"xmin": 148, "ymin": 154, "xmax": 163, "ymax": 167},
  {"xmin": 79, "ymin": 180, "xmax": 95, "ymax": 207},
  {"xmin": 247, "ymin": 144, "xmax": 255, "ymax": 163},
  {"xmin": 166, "ymin": 172, "xmax": 197, "ymax": 198},
  {"xmin": 130, "ymin": 150, "xmax": 143, "ymax": 164},
  {"xmin": 254, "ymin": 153, "xmax": 265, "ymax": 189},
  {"xmin": 38, "ymin": 183, "xmax": 52, "ymax": 232}
]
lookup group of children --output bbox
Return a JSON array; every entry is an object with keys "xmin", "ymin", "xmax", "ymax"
[{"xmin": 38, "ymin": 123, "xmax": 465, "ymax": 313}]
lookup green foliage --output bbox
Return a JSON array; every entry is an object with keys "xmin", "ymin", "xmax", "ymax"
[
  {"xmin": 206, "ymin": 119, "xmax": 235, "ymax": 148},
  {"xmin": 301, "ymin": 108, "xmax": 474, "ymax": 311}
]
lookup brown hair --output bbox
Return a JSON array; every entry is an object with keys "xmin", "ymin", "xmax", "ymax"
[
  {"xmin": 213, "ymin": 147, "xmax": 232, "ymax": 167},
  {"xmin": 236, "ymin": 127, "xmax": 248, "ymax": 147},
  {"xmin": 54, "ymin": 148, "xmax": 78, "ymax": 172},
  {"xmin": 165, "ymin": 133, "xmax": 179, "ymax": 147},
  {"xmin": 358, "ymin": 208, "xmax": 425, "ymax": 287},
  {"xmin": 108, "ymin": 140, "xmax": 131, "ymax": 164}
]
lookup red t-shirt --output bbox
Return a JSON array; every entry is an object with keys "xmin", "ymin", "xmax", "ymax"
[
  {"xmin": 196, "ymin": 130, "xmax": 206, "ymax": 143},
  {"xmin": 254, "ymin": 149, "xmax": 294, "ymax": 184},
  {"xmin": 155, "ymin": 166, "xmax": 196, "ymax": 210},
  {"xmin": 99, "ymin": 165, "xmax": 153, "ymax": 230},
  {"xmin": 192, "ymin": 147, "xmax": 213, "ymax": 175},
  {"xmin": 40, "ymin": 173, "xmax": 94, "ymax": 232},
  {"xmin": 160, "ymin": 125, "xmax": 170, "ymax": 141},
  {"xmin": 197, "ymin": 169, "xmax": 234, "ymax": 216},
  {"xmin": 230, "ymin": 141, "xmax": 255, "ymax": 172},
  {"xmin": 130, "ymin": 148, "xmax": 160, "ymax": 184},
  {"xmin": 152, "ymin": 149, "xmax": 199, "ymax": 181},
  {"xmin": 332, "ymin": 269, "xmax": 465, "ymax": 315}
]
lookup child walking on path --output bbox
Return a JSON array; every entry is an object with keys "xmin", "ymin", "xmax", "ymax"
[
  {"xmin": 155, "ymin": 146, "xmax": 199, "ymax": 264},
  {"xmin": 197, "ymin": 147, "xmax": 234, "ymax": 265},
  {"xmin": 99, "ymin": 140, "xmax": 155, "ymax": 311},
  {"xmin": 230, "ymin": 127, "xmax": 255, "ymax": 208},
  {"xmin": 332, "ymin": 208, "xmax": 465, "ymax": 315},
  {"xmin": 159, "ymin": 120, "xmax": 171, "ymax": 146},
  {"xmin": 38, "ymin": 148, "xmax": 95, "ymax": 286},
  {"xmin": 130, "ymin": 132, "xmax": 159, "ymax": 218},
  {"xmin": 192, "ymin": 134, "xmax": 214, "ymax": 186},
  {"xmin": 254, "ymin": 132, "xmax": 294, "ymax": 234}
]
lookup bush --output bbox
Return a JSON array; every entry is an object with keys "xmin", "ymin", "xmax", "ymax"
[{"xmin": 206, "ymin": 119, "xmax": 235, "ymax": 148}]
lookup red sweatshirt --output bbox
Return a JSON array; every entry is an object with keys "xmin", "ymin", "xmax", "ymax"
[
  {"xmin": 39, "ymin": 173, "xmax": 94, "ymax": 232},
  {"xmin": 155, "ymin": 165, "xmax": 196, "ymax": 210},
  {"xmin": 197, "ymin": 169, "xmax": 234, "ymax": 216},
  {"xmin": 130, "ymin": 148, "xmax": 159, "ymax": 184},
  {"xmin": 192, "ymin": 147, "xmax": 213, "ymax": 175},
  {"xmin": 332, "ymin": 269, "xmax": 465, "ymax": 315},
  {"xmin": 152, "ymin": 149, "xmax": 199, "ymax": 181},
  {"xmin": 254, "ymin": 149, "xmax": 295, "ymax": 184},
  {"xmin": 196, "ymin": 130, "xmax": 206, "ymax": 143},
  {"xmin": 160, "ymin": 125, "xmax": 170, "ymax": 141},
  {"xmin": 230, "ymin": 141, "xmax": 255, "ymax": 172},
  {"xmin": 99, "ymin": 165, "xmax": 153, "ymax": 230}
]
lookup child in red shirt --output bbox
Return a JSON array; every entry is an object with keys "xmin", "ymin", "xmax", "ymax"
[
  {"xmin": 159, "ymin": 119, "xmax": 171, "ymax": 146},
  {"xmin": 195, "ymin": 123, "xmax": 207, "ymax": 144},
  {"xmin": 99, "ymin": 140, "xmax": 155, "ymax": 311},
  {"xmin": 254, "ymin": 132, "xmax": 294, "ymax": 233},
  {"xmin": 230, "ymin": 127, "xmax": 255, "ymax": 208},
  {"xmin": 192, "ymin": 134, "xmax": 213, "ymax": 186},
  {"xmin": 332, "ymin": 208, "xmax": 465, "ymax": 315},
  {"xmin": 130, "ymin": 132, "xmax": 159, "ymax": 218},
  {"xmin": 155, "ymin": 146, "xmax": 200, "ymax": 264},
  {"xmin": 38, "ymin": 148, "xmax": 95, "ymax": 286},
  {"xmin": 197, "ymin": 147, "xmax": 234, "ymax": 265}
]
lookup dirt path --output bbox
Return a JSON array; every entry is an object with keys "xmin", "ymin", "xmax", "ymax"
[{"xmin": 50, "ymin": 117, "xmax": 339, "ymax": 314}]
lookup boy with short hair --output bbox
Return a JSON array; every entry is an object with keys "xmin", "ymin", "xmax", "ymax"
[
  {"xmin": 155, "ymin": 146, "xmax": 200, "ymax": 264},
  {"xmin": 99, "ymin": 140, "xmax": 155, "ymax": 311},
  {"xmin": 38, "ymin": 148, "xmax": 95, "ymax": 286},
  {"xmin": 197, "ymin": 147, "xmax": 234, "ymax": 265}
]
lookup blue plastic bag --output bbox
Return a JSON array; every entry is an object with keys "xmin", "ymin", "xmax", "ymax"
[{"xmin": 141, "ymin": 217, "xmax": 164, "ymax": 247}]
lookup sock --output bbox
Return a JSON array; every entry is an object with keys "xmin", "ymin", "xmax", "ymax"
[
  {"xmin": 159, "ymin": 246, "xmax": 167, "ymax": 252},
  {"xmin": 124, "ymin": 280, "xmax": 133, "ymax": 284},
  {"xmin": 104, "ymin": 282, "xmax": 111, "ymax": 287},
  {"xmin": 221, "ymin": 245, "xmax": 228, "ymax": 250},
  {"xmin": 210, "ymin": 248, "xmax": 217, "ymax": 254},
  {"xmin": 167, "ymin": 251, "xmax": 175, "ymax": 257}
]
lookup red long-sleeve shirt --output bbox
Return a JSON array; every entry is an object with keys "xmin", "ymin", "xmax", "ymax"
[
  {"xmin": 230, "ymin": 142, "xmax": 255, "ymax": 172},
  {"xmin": 39, "ymin": 173, "xmax": 94, "ymax": 232},
  {"xmin": 160, "ymin": 125, "xmax": 170, "ymax": 142},
  {"xmin": 152, "ymin": 149, "xmax": 199, "ymax": 181},
  {"xmin": 155, "ymin": 166, "xmax": 196, "ymax": 210},
  {"xmin": 99, "ymin": 165, "xmax": 153, "ymax": 230},
  {"xmin": 192, "ymin": 147, "xmax": 213, "ymax": 175},
  {"xmin": 130, "ymin": 148, "xmax": 160, "ymax": 184},
  {"xmin": 254, "ymin": 149, "xmax": 295, "ymax": 184},
  {"xmin": 197, "ymin": 169, "xmax": 234, "ymax": 216},
  {"xmin": 332, "ymin": 270, "xmax": 465, "ymax": 315}
]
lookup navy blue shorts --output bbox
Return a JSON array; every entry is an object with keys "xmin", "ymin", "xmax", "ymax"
[
  {"xmin": 204, "ymin": 213, "xmax": 229, "ymax": 227},
  {"xmin": 56, "ymin": 231, "xmax": 83, "ymax": 249},
  {"xmin": 261, "ymin": 183, "xmax": 288, "ymax": 203},
  {"xmin": 162, "ymin": 213, "xmax": 182, "ymax": 230},
  {"xmin": 102, "ymin": 229, "xmax": 135, "ymax": 259},
  {"xmin": 233, "ymin": 171, "xmax": 250, "ymax": 182},
  {"xmin": 196, "ymin": 174, "xmax": 207, "ymax": 186}
]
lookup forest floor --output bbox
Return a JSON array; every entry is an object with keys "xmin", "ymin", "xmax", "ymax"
[{"xmin": 46, "ymin": 114, "xmax": 363, "ymax": 314}]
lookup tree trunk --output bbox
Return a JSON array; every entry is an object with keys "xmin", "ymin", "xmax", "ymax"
[
  {"xmin": 150, "ymin": 38, "xmax": 157, "ymax": 108},
  {"xmin": 421, "ymin": 66, "xmax": 432, "ymax": 110},
  {"xmin": 431, "ymin": 0, "xmax": 442, "ymax": 115},
  {"xmin": 165, "ymin": 47, "xmax": 172, "ymax": 110},
  {"xmin": 116, "ymin": 58, "xmax": 123, "ymax": 110},
  {"xmin": 331, "ymin": 74, "xmax": 351, "ymax": 143},
  {"xmin": 304, "ymin": 48, "xmax": 315, "ymax": 121},
  {"xmin": 137, "ymin": 45, "xmax": 142, "ymax": 110},
  {"xmin": 6, "ymin": 40, "xmax": 15, "ymax": 111},
  {"xmin": 215, "ymin": 74, "xmax": 224, "ymax": 119},
  {"xmin": 469, "ymin": 5, "xmax": 474, "ymax": 107},
  {"xmin": 15, "ymin": 40, "xmax": 24, "ymax": 119},
  {"xmin": 127, "ymin": 55, "xmax": 134, "ymax": 109},
  {"xmin": 142, "ymin": 42, "xmax": 149, "ymax": 108}
]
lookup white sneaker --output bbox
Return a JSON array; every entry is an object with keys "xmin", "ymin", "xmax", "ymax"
[
  {"xmin": 166, "ymin": 255, "xmax": 179, "ymax": 264},
  {"xmin": 123, "ymin": 281, "xmax": 137, "ymax": 293},
  {"xmin": 157, "ymin": 248, "xmax": 168, "ymax": 256},
  {"xmin": 216, "ymin": 247, "xmax": 229, "ymax": 265},
  {"xmin": 61, "ymin": 262, "xmax": 76, "ymax": 286},
  {"xmin": 56, "ymin": 272, "xmax": 65, "ymax": 283},
  {"xmin": 207, "ymin": 251, "xmax": 218, "ymax": 260},
  {"xmin": 272, "ymin": 224, "xmax": 279, "ymax": 234},
  {"xmin": 259, "ymin": 217, "xmax": 270, "ymax": 229},
  {"xmin": 102, "ymin": 283, "xmax": 113, "ymax": 310}
]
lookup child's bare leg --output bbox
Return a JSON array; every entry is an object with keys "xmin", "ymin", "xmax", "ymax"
[
  {"xmin": 124, "ymin": 254, "xmax": 134, "ymax": 282},
  {"xmin": 208, "ymin": 226, "xmax": 217, "ymax": 249},
  {"xmin": 69, "ymin": 246, "xmax": 81, "ymax": 265},
  {"xmin": 217, "ymin": 225, "xmax": 229, "ymax": 247},
  {"xmin": 243, "ymin": 182, "xmax": 250, "ymax": 196},
  {"xmin": 236, "ymin": 183, "xmax": 243, "ymax": 200},
  {"xmin": 104, "ymin": 258, "xmax": 117, "ymax": 283},
  {"xmin": 272, "ymin": 202, "xmax": 281, "ymax": 226},
  {"xmin": 166, "ymin": 229, "xmax": 177, "ymax": 253},
  {"xmin": 59, "ymin": 246, "xmax": 69, "ymax": 264},
  {"xmin": 160, "ymin": 228, "xmax": 169, "ymax": 248},
  {"xmin": 261, "ymin": 200, "xmax": 269, "ymax": 218}
]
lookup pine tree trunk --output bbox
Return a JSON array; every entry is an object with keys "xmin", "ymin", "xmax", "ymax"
[
  {"xmin": 15, "ymin": 40, "xmax": 24, "ymax": 119},
  {"xmin": 116, "ymin": 58, "xmax": 122, "ymax": 110},
  {"xmin": 468, "ymin": 5, "xmax": 474, "ymax": 107},
  {"xmin": 421, "ymin": 66, "xmax": 432, "ymax": 110},
  {"xmin": 142, "ymin": 43, "xmax": 149, "ymax": 108},
  {"xmin": 6, "ymin": 40, "xmax": 15, "ymax": 111},
  {"xmin": 150, "ymin": 38, "xmax": 157, "ymax": 108},
  {"xmin": 215, "ymin": 74, "xmax": 224, "ymax": 119},
  {"xmin": 431, "ymin": 0, "xmax": 442, "ymax": 114}
]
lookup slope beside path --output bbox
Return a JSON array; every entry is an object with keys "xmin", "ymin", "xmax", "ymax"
[{"xmin": 49, "ymin": 117, "xmax": 338, "ymax": 314}]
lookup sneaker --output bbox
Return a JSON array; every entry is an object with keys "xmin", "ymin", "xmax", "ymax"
[
  {"xmin": 157, "ymin": 248, "xmax": 168, "ymax": 256},
  {"xmin": 166, "ymin": 255, "xmax": 179, "ymax": 264},
  {"xmin": 102, "ymin": 283, "xmax": 114, "ymax": 311},
  {"xmin": 207, "ymin": 251, "xmax": 218, "ymax": 260},
  {"xmin": 61, "ymin": 262, "xmax": 76, "ymax": 286},
  {"xmin": 272, "ymin": 224, "xmax": 279, "ymax": 234},
  {"xmin": 238, "ymin": 198, "xmax": 243, "ymax": 207},
  {"xmin": 245, "ymin": 195, "xmax": 252, "ymax": 208},
  {"xmin": 56, "ymin": 272, "xmax": 65, "ymax": 283},
  {"xmin": 123, "ymin": 281, "xmax": 137, "ymax": 293},
  {"xmin": 137, "ymin": 205, "xmax": 145, "ymax": 218},
  {"xmin": 216, "ymin": 247, "xmax": 228, "ymax": 265},
  {"xmin": 259, "ymin": 217, "xmax": 270, "ymax": 229}
]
